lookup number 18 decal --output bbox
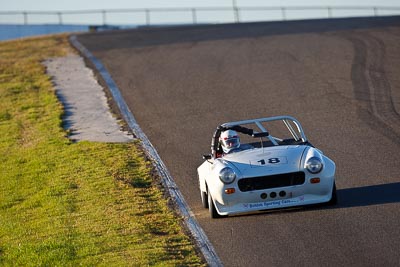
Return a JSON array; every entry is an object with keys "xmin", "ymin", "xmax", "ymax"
[
  {"xmin": 255, "ymin": 157, "xmax": 287, "ymax": 166},
  {"xmin": 268, "ymin": 158, "xmax": 280, "ymax": 164}
]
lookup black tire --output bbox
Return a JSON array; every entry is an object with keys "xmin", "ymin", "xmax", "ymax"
[
  {"xmin": 208, "ymin": 190, "xmax": 222, "ymax": 219},
  {"xmin": 327, "ymin": 182, "xmax": 338, "ymax": 206},
  {"xmin": 201, "ymin": 190, "xmax": 208, "ymax": 209}
]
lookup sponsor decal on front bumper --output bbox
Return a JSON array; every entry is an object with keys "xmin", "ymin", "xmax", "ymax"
[{"xmin": 243, "ymin": 196, "xmax": 305, "ymax": 209}]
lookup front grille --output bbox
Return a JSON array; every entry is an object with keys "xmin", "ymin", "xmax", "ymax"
[{"xmin": 238, "ymin": 172, "xmax": 305, "ymax": 192}]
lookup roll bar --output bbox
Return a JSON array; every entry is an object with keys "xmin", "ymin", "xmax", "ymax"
[{"xmin": 210, "ymin": 115, "xmax": 307, "ymax": 158}]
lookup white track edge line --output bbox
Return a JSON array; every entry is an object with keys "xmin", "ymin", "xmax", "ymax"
[{"xmin": 69, "ymin": 34, "xmax": 223, "ymax": 267}]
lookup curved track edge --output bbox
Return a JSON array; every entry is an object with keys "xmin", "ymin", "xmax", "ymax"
[{"xmin": 69, "ymin": 34, "xmax": 223, "ymax": 267}]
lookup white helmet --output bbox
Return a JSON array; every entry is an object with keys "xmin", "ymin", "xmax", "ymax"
[{"xmin": 220, "ymin": 130, "xmax": 240, "ymax": 153}]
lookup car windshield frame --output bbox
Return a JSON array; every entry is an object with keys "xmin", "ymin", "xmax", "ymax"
[{"xmin": 211, "ymin": 116, "xmax": 308, "ymax": 158}]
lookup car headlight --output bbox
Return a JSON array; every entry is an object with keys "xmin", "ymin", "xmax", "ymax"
[
  {"xmin": 219, "ymin": 167, "xmax": 236, "ymax": 184},
  {"xmin": 306, "ymin": 157, "xmax": 323, "ymax": 174}
]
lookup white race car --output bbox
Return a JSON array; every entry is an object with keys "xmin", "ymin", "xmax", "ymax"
[{"xmin": 197, "ymin": 116, "xmax": 337, "ymax": 218}]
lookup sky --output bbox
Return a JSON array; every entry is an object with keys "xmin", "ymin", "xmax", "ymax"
[
  {"xmin": 1, "ymin": 0, "xmax": 400, "ymax": 11},
  {"xmin": 1, "ymin": 0, "xmax": 400, "ymax": 25}
]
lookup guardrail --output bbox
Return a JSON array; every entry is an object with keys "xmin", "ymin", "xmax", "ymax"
[{"xmin": 1, "ymin": 6, "xmax": 400, "ymax": 26}]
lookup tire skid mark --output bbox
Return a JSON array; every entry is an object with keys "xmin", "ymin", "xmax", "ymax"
[
  {"xmin": 343, "ymin": 32, "xmax": 400, "ymax": 143},
  {"xmin": 366, "ymin": 34, "xmax": 400, "ymax": 125}
]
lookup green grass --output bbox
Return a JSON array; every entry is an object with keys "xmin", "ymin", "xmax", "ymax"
[{"xmin": 0, "ymin": 35, "xmax": 203, "ymax": 266}]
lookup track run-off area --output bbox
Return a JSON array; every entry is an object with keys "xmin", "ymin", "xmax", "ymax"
[{"xmin": 77, "ymin": 16, "xmax": 400, "ymax": 266}]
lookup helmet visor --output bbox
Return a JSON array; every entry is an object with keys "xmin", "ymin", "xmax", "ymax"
[{"xmin": 222, "ymin": 137, "xmax": 239, "ymax": 149}]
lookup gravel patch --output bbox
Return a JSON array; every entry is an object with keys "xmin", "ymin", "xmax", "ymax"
[{"xmin": 44, "ymin": 54, "xmax": 133, "ymax": 142}]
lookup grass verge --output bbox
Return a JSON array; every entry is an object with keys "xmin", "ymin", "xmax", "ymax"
[{"xmin": 0, "ymin": 35, "xmax": 203, "ymax": 266}]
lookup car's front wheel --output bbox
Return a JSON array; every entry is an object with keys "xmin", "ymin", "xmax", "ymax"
[
  {"xmin": 208, "ymin": 190, "xmax": 222, "ymax": 219},
  {"xmin": 201, "ymin": 189, "xmax": 208, "ymax": 209}
]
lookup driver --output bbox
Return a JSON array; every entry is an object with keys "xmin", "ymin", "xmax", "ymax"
[{"xmin": 219, "ymin": 130, "xmax": 241, "ymax": 154}]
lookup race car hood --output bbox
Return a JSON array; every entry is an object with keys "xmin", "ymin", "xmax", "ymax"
[{"xmin": 222, "ymin": 145, "xmax": 307, "ymax": 177}]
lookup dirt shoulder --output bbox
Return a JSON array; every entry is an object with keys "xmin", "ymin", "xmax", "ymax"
[{"xmin": 44, "ymin": 54, "xmax": 133, "ymax": 142}]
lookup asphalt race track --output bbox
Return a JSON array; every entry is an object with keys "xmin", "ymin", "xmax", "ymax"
[{"xmin": 77, "ymin": 17, "xmax": 400, "ymax": 266}]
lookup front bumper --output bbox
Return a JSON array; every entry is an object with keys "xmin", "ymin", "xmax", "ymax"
[{"xmin": 212, "ymin": 175, "xmax": 335, "ymax": 216}]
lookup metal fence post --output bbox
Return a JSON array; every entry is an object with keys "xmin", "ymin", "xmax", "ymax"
[
  {"xmin": 58, "ymin": 12, "xmax": 63, "ymax": 25},
  {"xmin": 234, "ymin": 7, "xmax": 240, "ymax": 23},
  {"xmin": 328, "ymin": 7, "xmax": 332, "ymax": 18},
  {"xmin": 373, "ymin": 7, "xmax": 378, "ymax": 16},
  {"xmin": 192, "ymin": 8, "xmax": 197, "ymax": 24},
  {"xmin": 23, "ymin": 12, "xmax": 28, "ymax": 25},
  {"xmin": 145, "ymin": 9, "xmax": 150, "ymax": 25},
  {"xmin": 281, "ymin": 7, "xmax": 286, "ymax": 21},
  {"xmin": 232, "ymin": 0, "xmax": 240, "ymax": 23},
  {"xmin": 102, "ymin": 10, "xmax": 107, "ymax": 25}
]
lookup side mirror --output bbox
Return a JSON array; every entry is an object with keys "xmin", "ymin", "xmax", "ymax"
[{"xmin": 203, "ymin": 154, "xmax": 212, "ymax": 160}]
